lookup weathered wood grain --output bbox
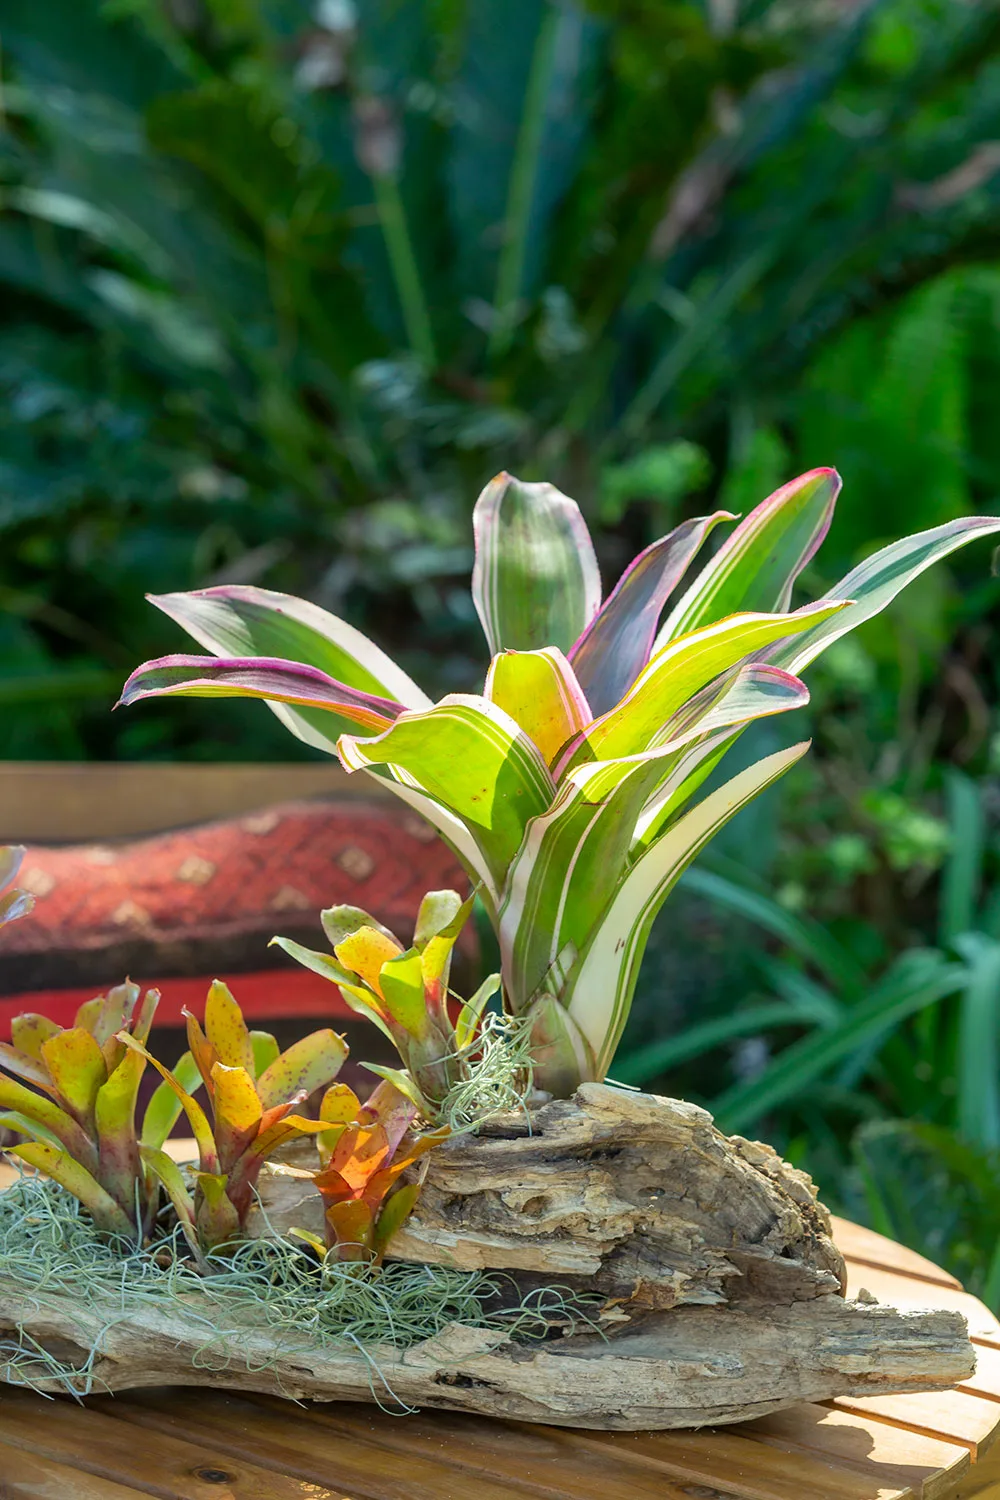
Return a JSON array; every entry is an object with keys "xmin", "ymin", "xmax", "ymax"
[{"xmin": 0, "ymin": 1086, "xmax": 975, "ymax": 1430}]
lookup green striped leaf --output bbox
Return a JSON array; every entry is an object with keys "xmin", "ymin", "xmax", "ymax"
[
  {"xmin": 769, "ymin": 513, "xmax": 1000, "ymax": 675},
  {"xmin": 632, "ymin": 665, "xmax": 809, "ymax": 850},
  {"xmin": 646, "ymin": 663, "xmax": 809, "ymax": 755},
  {"xmin": 502, "ymin": 742, "xmax": 711, "ymax": 1015},
  {"xmin": 338, "ymin": 694, "xmax": 555, "ymax": 897},
  {"xmin": 472, "ymin": 472, "xmax": 601, "ymax": 655},
  {"xmin": 150, "ymin": 584, "xmax": 431, "ymax": 756},
  {"xmin": 561, "ymin": 601, "xmax": 843, "ymax": 770},
  {"xmin": 501, "ymin": 664, "xmax": 811, "ymax": 1023},
  {"xmin": 656, "ymin": 468, "xmax": 840, "ymax": 647},
  {"xmin": 523, "ymin": 993, "xmax": 598, "ymax": 1096},
  {"xmin": 485, "ymin": 647, "xmax": 591, "ymax": 765},
  {"xmin": 564, "ymin": 742, "xmax": 810, "ymax": 1075}
]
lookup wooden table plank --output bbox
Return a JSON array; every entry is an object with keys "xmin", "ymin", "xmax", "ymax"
[
  {"xmin": 0, "ymin": 1436, "xmax": 154, "ymax": 1499},
  {"xmin": 565, "ymin": 1425, "xmax": 916, "ymax": 1500},
  {"xmin": 737, "ymin": 1402, "xmax": 970, "ymax": 1500},
  {"xmin": 957, "ymin": 1342, "xmax": 1000, "ymax": 1404},
  {"xmin": 0, "ymin": 762, "xmax": 357, "ymax": 843},
  {"xmin": 831, "ymin": 1391, "xmax": 1000, "ymax": 1460},
  {"xmin": 245, "ymin": 1397, "xmax": 712, "ymax": 1500},
  {"xmin": 832, "ymin": 1218, "xmax": 964, "ymax": 1291},
  {"xmin": 0, "ymin": 1387, "xmax": 340, "ymax": 1499},
  {"xmin": 103, "ymin": 1389, "xmax": 669, "ymax": 1500}
]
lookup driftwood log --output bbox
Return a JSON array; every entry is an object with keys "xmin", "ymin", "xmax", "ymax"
[{"xmin": 0, "ymin": 1085, "xmax": 975, "ymax": 1429}]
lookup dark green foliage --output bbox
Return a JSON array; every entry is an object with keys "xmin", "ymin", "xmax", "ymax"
[{"xmin": 4, "ymin": 0, "xmax": 1000, "ymax": 753}]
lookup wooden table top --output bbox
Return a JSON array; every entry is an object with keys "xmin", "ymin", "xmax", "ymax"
[{"xmin": 0, "ymin": 1214, "xmax": 996, "ymax": 1499}]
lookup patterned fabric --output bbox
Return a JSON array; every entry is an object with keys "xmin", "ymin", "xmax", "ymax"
[{"xmin": 0, "ymin": 798, "xmax": 471, "ymax": 1033}]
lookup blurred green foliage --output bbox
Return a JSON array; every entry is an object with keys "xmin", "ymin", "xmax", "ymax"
[
  {"xmin": 4, "ymin": 0, "xmax": 1000, "ymax": 746},
  {"xmin": 4, "ymin": 0, "xmax": 1000, "ymax": 1290}
]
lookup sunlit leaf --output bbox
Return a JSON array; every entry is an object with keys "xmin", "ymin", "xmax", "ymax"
[
  {"xmin": 255, "ymin": 1029, "xmax": 348, "ymax": 1111},
  {"xmin": 657, "ymin": 468, "xmax": 841, "ymax": 645},
  {"xmin": 485, "ymin": 647, "xmax": 591, "ymax": 765}
]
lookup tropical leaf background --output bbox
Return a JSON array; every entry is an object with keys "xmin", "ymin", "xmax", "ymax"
[{"xmin": 4, "ymin": 0, "xmax": 1000, "ymax": 1297}]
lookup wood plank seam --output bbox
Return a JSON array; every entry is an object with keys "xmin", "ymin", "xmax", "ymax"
[
  {"xmin": 100, "ymin": 1395, "xmax": 586, "ymax": 1500},
  {"xmin": 732, "ymin": 1403, "xmax": 972, "ymax": 1500},
  {"xmin": 823, "ymin": 1402, "xmax": 980, "ymax": 1458},
  {"xmin": 517, "ymin": 1424, "xmax": 914, "ymax": 1500},
  {"xmin": 843, "ymin": 1256, "xmax": 967, "ymax": 1294}
]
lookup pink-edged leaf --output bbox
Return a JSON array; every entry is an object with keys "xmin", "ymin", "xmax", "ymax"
[
  {"xmin": 0, "ymin": 849, "xmax": 31, "ymax": 925},
  {"xmin": 147, "ymin": 584, "xmax": 431, "ymax": 757},
  {"xmin": 0, "ymin": 846, "xmax": 25, "ymax": 892},
  {"xmin": 118, "ymin": 654, "xmax": 402, "ymax": 735},
  {"xmin": 569, "ymin": 511, "xmax": 733, "ymax": 716},
  {"xmin": 657, "ymin": 468, "xmax": 841, "ymax": 648},
  {"xmin": 557, "ymin": 600, "xmax": 845, "ymax": 773},
  {"xmin": 472, "ymin": 472, "xmax": 601, "ymax": 656},
  {"xmin": 149, "ymin": 584, "xmax": 430, "ymax": 705}
]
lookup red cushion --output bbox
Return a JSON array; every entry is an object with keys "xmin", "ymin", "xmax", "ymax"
[{"xmin": 0, "ymin": 798, "xmax": 471, "ymax": 1034}]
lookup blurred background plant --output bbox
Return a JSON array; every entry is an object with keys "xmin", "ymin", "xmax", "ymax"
[{"xmin": 4, "ymin": 0, "xmax": 1000, "ymax": 1295}]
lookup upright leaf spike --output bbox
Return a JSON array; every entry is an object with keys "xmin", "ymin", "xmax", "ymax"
[
  {"xmin": 124, "ymin": 469, "xmax": 1000, "ymax": 1095},
  {"xmin": 277, "ymin": 894, "xmax": 500, "ymax": 1112}
]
